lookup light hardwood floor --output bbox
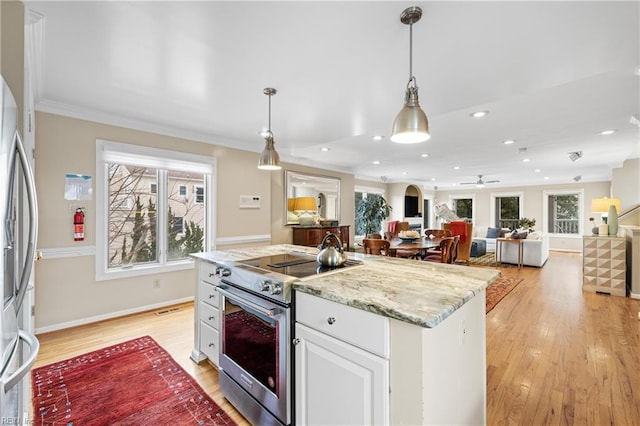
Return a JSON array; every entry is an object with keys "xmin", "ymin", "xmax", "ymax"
[{"xmin": 33, "ymin": 251, "xmax": 640, "ymax": 425}]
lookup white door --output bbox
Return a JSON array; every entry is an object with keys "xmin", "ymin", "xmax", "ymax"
[{"xmin": 295, "ymin": 323, "xmax": 389, "ymax": 426}]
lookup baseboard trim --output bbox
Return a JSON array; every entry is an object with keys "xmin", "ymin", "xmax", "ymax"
[
  {"xmin": 35, "ymin": 297, "xmax": 193, "ymax": 334},
  {"xmin": 630, "ymin": 292, "xmax": 640, "ymax": 300}
]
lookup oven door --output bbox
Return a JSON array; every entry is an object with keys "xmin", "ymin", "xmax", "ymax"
[{"xmin": 218, "ymin": 283, "xmax": 290, "ymax": 425}]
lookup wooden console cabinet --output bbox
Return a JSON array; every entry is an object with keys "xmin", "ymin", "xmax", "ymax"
[
  {"xmin": 583, "ymin": 236, "xmax": 626, "ymax": 296},
  {"xmin": 292, "ymin": 225, "xmax": 350, "ymax": 249}
]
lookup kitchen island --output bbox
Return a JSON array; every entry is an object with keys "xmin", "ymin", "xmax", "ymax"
[{"xmin": 192, "ymin": 244, "xmax": 499, "ymax": 425}]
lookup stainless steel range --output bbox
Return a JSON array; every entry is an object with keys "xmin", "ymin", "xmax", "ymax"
[{"xmin": 215, "ymin": 251, "xmax": 361, "ymax": 426}]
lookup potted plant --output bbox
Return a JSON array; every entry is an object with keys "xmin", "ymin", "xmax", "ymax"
[
  {"xmin": 518, "ymin": 217, "xmax": 536, "ymax": 231},
  {"xmin": 356, "ymin": 195, "xmax": 392, "ymax": 236}
]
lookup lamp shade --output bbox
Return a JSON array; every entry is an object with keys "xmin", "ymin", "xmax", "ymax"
[
  {"xmin": 293, "ymin": 196, "xmax": 317, "ymax": 212},
  {"xmin": 591, "ymin": 198, "xmax": 621, "ymax": 213},
  {"xmin": 257, "ymin": 136, "xmax": 281, "ymax": 170},
  {"xmin": 287, "ymin": 198, "xmax": 296, "ymax": 211},
  {"xmin": 391, "ymin": 87, "xmax": 430, "ymax": 143}
]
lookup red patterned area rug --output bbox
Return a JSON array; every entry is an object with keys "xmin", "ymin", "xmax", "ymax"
[
  {"xmin": 32, "ymin": 336, "xmax": 237, "ymax": 426},
  {"xmin": 486, "ymin": 274, "xmax": 524, "ymax": 313}
]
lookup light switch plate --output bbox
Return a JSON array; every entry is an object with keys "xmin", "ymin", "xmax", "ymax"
[{"xmin": 239, "ymin": 195, "xmax": 261, "ymax": 209}]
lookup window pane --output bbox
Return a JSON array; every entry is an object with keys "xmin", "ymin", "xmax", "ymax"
[
  {"xmin": 454, "ymin": 199, "xmax": 473, "ymax": 220},
  {"xmin": 108, "ymin": 164, "xmax": 158, "ymax": 267},
  {"xmin": 167, "ymin": 171, "xmax": 205, "ymax": 260},
  {"xmin": 548, "ymin": 194, "xmax": 579, "ymax": 234},
  {"xmin": 497, "ymin": 196, "xmax": 519, "ymax": 229}
]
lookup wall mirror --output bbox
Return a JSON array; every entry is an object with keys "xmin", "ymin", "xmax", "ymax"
[{"xmin": 285, "ymin": 170, "xmax": 340, "ymax": 225}]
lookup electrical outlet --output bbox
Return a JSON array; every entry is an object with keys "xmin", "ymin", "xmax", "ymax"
[{"xmin": 153, "ymin": 279, "xmax": 160, "ymax": 288}]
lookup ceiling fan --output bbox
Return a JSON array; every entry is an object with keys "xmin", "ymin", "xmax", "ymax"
[{"xmin": 460, "ymin": 175, "xmax": 500, "ymax": 187}]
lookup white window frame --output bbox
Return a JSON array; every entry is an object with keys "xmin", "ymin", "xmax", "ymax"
[
  {"xmin": 542, "ymin": 189, "xmax": 584, "ymax": 237},
  {"xmin": 96, "ymin": 139, "xmax": 216, "ymax": 281},
  {"xmin": 490, "ymin": 191, "xmax": 524, "ymax": 228}
]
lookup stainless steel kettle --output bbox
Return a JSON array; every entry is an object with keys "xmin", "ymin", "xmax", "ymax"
[{"xmin": 317, "ymin": 233, "xmax": 347, "ymax": 267}]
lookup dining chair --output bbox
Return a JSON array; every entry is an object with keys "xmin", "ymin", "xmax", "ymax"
[
  {"xmin": 443, "ymin": 222, "xmax": 473, "ymax": 264},
  {"xmin": 424, "ymin": 237, "xmax": 455, "ymax": 263},
  {"xmin": 424, "ymin": 229, "xmax": 451, "ymax": 238},
  {"xmin": 362, "ymin": 238, "xmax": 391, "ymax": 256}
]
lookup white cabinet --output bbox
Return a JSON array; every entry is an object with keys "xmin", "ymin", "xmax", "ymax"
[
  {"xmin": 190, "ymin": 260, "xmax": 221, "ymax": 366},
  {"xmin": 295, "ymin": 292, "xmax": 389, "ymax": 425}
]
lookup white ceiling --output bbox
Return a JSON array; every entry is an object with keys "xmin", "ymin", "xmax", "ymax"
[{"xmin": 26, "ymin": 1, "xmax": 640, "ymax": 190}]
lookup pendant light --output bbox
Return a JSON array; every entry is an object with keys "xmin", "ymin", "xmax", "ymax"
[
  {"xmin": 391, "ymin": 6, "xmax": 430, "ymax": 144},
  {"xmin": 258, "ymin": 87, "xmax": 282, "ymax": 170}
]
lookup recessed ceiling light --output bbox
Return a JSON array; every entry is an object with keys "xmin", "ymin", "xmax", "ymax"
[
  {"xmin": 599, "ymin": 129, "xmax": 616, "ymax": 135},
  {"xmin": 431, "ymin": 177, "xmax": 436, "ymax": 182},
  {"xmin": 470, "ymin": 110, "xmax": 489, "ymax": 118},
  {"xmin": 372, "ymin": 135, "xmax": 384, "ymax": 141},
  {"xmin": 521, "ymin": 158, "xmax": 530, "ymax": 163},
  {"xmin": 372, "ymin": 160, "xmax": 380, "ymax": 165},
  {"xmin": 320, "ymin": 147, "xmax": 330, "ymax": 152},
  {"xmin": 503, "ymin": 139, "xmax": 515, "ymax": 145},
  {"xmin": 534, "ymin": 169, "xmax": 541, "ymax": 173},
  {"xmin": 420, "ymin": 153, "xmax": 429, "ymax": 158},
  {"xmin": 402, "ymin": 171, "xmax": 408, "ymax": 176},
  {"xmin": 453, "ymin": 166, "xmax": 460, "ymax": 170},
  {"xmin": 544, "ymin": 176, "xmax": 550, "ymax": 180}
]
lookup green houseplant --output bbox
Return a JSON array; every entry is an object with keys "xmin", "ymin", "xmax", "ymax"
[
  {"xmin": 356, "ymin": 195, "xmax": 392, "ymax": 236},
  {"xmin": 518, "ymin": 217, "xmax": 536, "ymax": 231}
]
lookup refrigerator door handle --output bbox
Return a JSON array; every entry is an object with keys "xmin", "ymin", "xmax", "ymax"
[
  {"xmin": 13, "ymin": 130, "xmax": 38, "ymax": 312},
  {"xmin": 2, "ymin": 330, "xmax": 40, "ymax": 393}
]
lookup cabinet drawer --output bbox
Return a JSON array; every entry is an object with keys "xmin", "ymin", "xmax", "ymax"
[
  {"xmin": 199, "ymin": 300, "xmax": 220, "ymax": 330},
  {"xmin": 200, "ymin": 261, "xmax": 219, "ymax": 285},
  {"xmin": 296, "ymin": 291, "xmax": 389, "ymax": 358},
  {"xmin": 199, "ymin": 280, "xmax": 219, "ymax": 307},
  {"xmin": 200, "ymin": 321, "xmax": 219, "ymax": 365}
]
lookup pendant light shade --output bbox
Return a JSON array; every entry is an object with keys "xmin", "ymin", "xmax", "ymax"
[
  {"xmin": 391, "ymin": 6, "xmax": 430, "ymax": 144},
  {"xmin": 258, "ymin": 88, "xmax": 282, "ymax": 170}
]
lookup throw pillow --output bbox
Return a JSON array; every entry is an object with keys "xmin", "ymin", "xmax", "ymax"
[
  {"xmin": 486, "ymin": 227, "xmax": 502, "ymax": 238},
  {"xmin": 527, "ymin": 231, "xmax": 542, "ymax": 240},
  {"xmin": 511, "ymin": 230, "xmax": 528, "ymax": 239}
]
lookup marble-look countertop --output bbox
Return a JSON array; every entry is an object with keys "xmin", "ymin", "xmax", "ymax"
[{"xmin": 191, "ymin": 244, "xmax": 500, "ymax": 328}]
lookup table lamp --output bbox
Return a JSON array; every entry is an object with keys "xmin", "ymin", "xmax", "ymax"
[
  {"xmin": 591, "ymin": 197, "xmax": 620, "ymax": 236},
  {"xmin": 294, "ymin": 197, "xmax": 317, "ymax": 226}
]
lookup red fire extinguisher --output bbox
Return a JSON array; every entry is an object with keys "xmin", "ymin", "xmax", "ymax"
[{"xmin": 74, "ymin": 208, "xmax": 85, "ymax": 241}]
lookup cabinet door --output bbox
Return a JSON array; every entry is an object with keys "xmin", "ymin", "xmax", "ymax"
[{"xmin": 295, "ymin": 323, "xmax": 389, "ymax": 425}]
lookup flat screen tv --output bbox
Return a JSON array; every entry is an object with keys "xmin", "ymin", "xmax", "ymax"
[{"xmin": 404, "ymin": 196, "xmax": 420, "ymax": 217}]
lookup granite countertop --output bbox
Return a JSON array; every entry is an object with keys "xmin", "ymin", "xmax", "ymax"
[{"xmin": 191, "ymin": 244, "xmax": 499, "ymax": 328}]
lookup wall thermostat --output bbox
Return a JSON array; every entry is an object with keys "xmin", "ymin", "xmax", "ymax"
[{"xmin": 239, "ymin": 195, "xmax": 261, "ymax": 209}]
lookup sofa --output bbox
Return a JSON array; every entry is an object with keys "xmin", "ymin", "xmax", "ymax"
[
  {"xmin": 472, "ymin": 226, "xmax": 549, "ymax": 267},
  {"xmin": 472, "ymin": 226, "xmax": 510, "ymax": 253}
]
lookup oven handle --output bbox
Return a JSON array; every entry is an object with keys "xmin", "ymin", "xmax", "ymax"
[{"xmin": 217, "ymin": 286, "xmax": 277, "ymax": 318}]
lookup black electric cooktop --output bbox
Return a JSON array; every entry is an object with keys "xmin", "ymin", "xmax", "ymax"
[{"xmin": 237, "ymin": 252, "xmax": 362, "ymax": 279}]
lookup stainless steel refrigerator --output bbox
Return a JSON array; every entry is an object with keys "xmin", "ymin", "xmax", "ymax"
[{"xmin": 0, "ymin": 75, "xmax": 39, "ymax": 420}]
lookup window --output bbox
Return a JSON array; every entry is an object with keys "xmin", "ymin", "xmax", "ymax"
[
  {"xmin": 450, "ymin": 195, "xmax": 475, "ymax": 222},
  {"xmin": 543, "ymin": 190, "xmax": 583, "ymax": 235},
  {"xmin": 492, "ymin": 193, "xmax": 523, "ymax": 230},
  {"xmin": 194, "ymin": 186, "xmax": 205, "ymax": 204},
  {"xmin": 354, "ymin": 186, "xmax": 386, "ymax": 237},
  {"xmin": 96, "ymin": 140, "xmax": 216, "ymax": 280}
]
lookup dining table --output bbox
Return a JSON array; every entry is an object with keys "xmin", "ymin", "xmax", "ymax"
[{"xmin": 388, "ymin": 236, "xmax": 443, "ymax": 258}]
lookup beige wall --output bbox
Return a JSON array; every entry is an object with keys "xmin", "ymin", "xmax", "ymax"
[
  {"xmin": 612, "ymin": 158, "xmax": 640, "ymax": 211},
  {"xmin": 35, "ymin": 112, "xmax": 273, "ymax": 330},
  {"xmin": 34, "ymin": 111, "xmax": 358, "ymax": 330},
  {"xmin": 435, "ymin": 181, "xmax": 611, "ymax": 251},
  {"xmin": 1, "ymin": 1, "xmax": 24, "ymax": 127}
]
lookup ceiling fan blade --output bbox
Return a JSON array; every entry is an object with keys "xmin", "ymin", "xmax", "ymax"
[
  {"xmin": 485, "ymin": 180, "xmax": 500, "ymax": 183},
  {"xmin": 459, "ymin": 182, "xmax": 476, "ymax": 185}
]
